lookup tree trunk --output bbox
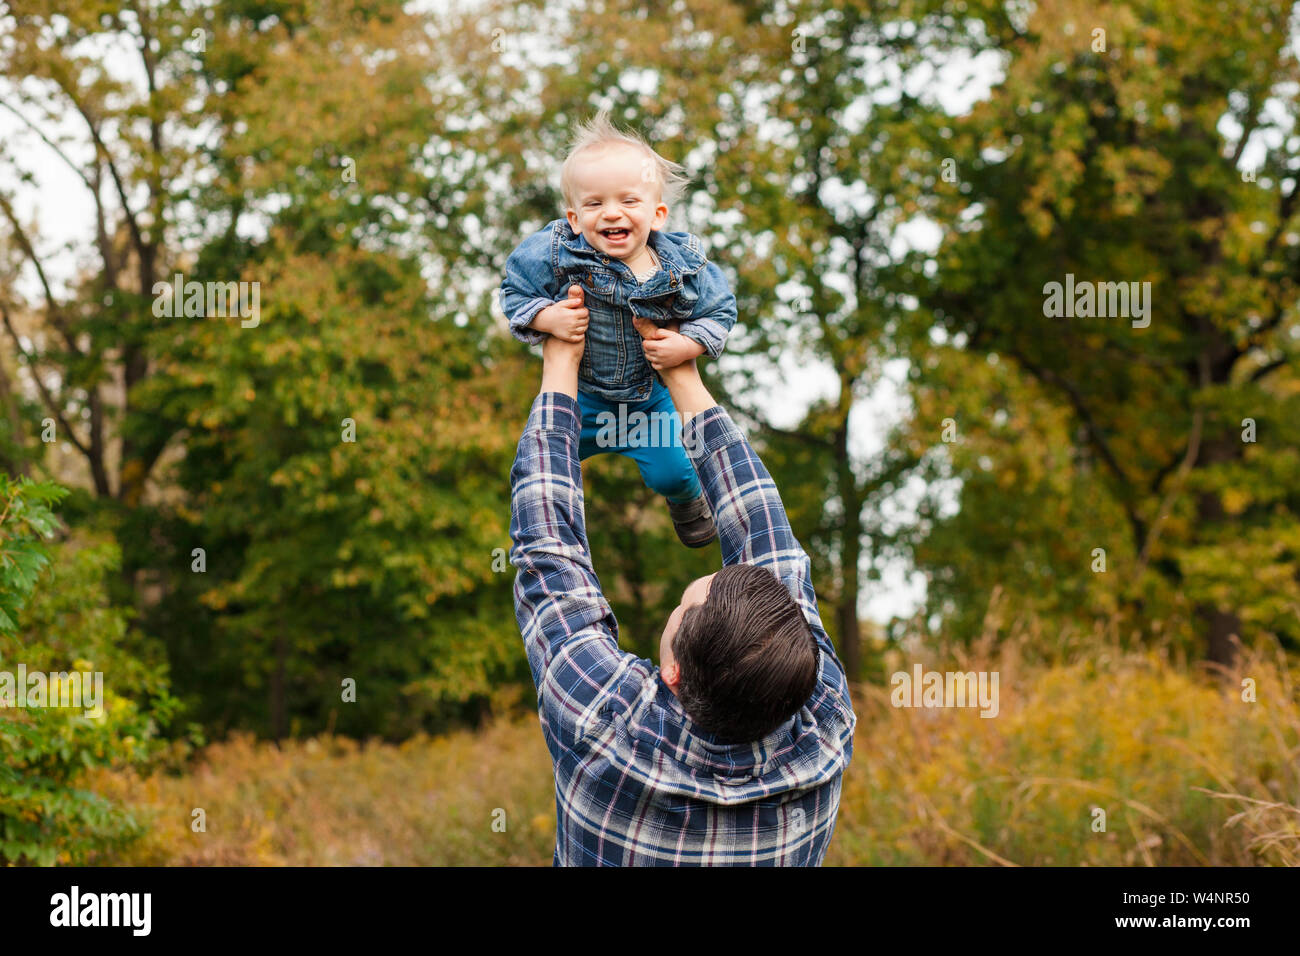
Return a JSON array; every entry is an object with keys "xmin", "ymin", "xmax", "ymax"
[
  {"xmin": 271, "ymin": 629, "xmax": 288, "ymax": 740},
  {"xmin": 0, "ymin": 359, "xmax": 29, "ymax": 477},
  {"xmin": 1195, "ymin": 431, "xmax": 1242, "ymax": 668},
  {"xmin": 1198, "ymin": 605, "xmax": 1240, "ymax": 668}
]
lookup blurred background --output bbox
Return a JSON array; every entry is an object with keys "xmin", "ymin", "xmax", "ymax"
[{"xmin": 1, "ymin": 0, "xmax": 1298, "ymax": 866}]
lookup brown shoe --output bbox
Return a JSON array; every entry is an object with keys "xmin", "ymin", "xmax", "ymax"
[{"xmin": 668, "ymin": 492, "xmax": 716, "ymax": 548}]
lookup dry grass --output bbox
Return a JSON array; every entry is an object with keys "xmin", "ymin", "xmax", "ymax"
[
  {"xmin": 88, "ymin": 618, "xmax": 1300, "ymax": 866},
  {"xmin": 828, "ymin": 605, "xmax": 1300, "ymax": 866},
  {"xmin": 87, "ymin": 707, "xmax": 557, "ymax": 866}
]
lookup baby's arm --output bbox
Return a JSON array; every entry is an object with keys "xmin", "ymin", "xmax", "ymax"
[
  {"xmin": 675, "ymin": 260, "xmax": 737, "ymax": 360},
  {"xmin": 534, "ymin": 287, "xmax": 589, "ymax": 343},
  {"xmin": 500, "ymin": 227, "xmax": 589, "ymax": 344},
  {"xmin": 639, "ymin": 323, "xmax": 704, "ymax": 370},
  {"xmin": 500, "ymin": 231, "xmax": 557, "ymax": 345},
  {"xmin": 639, "ymin": 260, "xmax": 737, "ymax": 370}
]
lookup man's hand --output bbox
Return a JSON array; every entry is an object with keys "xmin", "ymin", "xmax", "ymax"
[
  {"xmin": 531, "ymin": 284, "xmax": 589, "ymax": 343},
  {"xmin": 630, "ymin": 317, "xmax": 706, "ymax": 370},
  {"xmin": 539, "ymin": 293, "xmax": 585, "ymax": 399},
  {"xmin": 632, "ymin": 317, "xmax": 716, "ymax": 421}
]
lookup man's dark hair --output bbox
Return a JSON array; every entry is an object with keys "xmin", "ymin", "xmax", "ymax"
[{"xmin": 673, "ymin": 563, "xmax": 819, "ymax": 743}]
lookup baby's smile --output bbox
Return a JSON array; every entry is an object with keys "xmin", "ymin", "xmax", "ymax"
[{"xmin": 599, "ymin": 226, "xmax": 632, "ymax": 245}]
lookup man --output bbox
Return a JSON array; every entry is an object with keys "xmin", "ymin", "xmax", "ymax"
[{"xmin": 508, "ymin": 319, "xmax": 857, "ymax": 866}]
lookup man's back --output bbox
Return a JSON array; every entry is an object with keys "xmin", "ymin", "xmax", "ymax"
[
  {"xmin": 544, "ymin": 655, "xmax": 852, "ymax": 865},
  {"xmin": 510, "ymin": 393, "xmax": 856, "ymax": 866}
]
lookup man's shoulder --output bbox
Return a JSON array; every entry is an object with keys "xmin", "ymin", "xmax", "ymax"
[{"xmin": 578, "ymin": 667, "xmax": 852, "ymax": 794}]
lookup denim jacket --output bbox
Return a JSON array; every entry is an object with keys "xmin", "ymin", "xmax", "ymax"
[{"xmin": 500, "ymin": 219, "xmax": 738, "ymax": 402}]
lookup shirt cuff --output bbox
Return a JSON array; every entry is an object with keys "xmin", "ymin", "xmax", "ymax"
[
  {"xmin": 526, "ymin": 391, "xmax": 582, "ymax": 435},
  {"xmin": 681, "ymin": 404, "xmax": 741, "ymax": 461}
]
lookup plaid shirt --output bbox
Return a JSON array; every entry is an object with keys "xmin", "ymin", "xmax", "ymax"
[{"xmin": 509, "ymin": 392, "xmax": 856, "ymax": 866}]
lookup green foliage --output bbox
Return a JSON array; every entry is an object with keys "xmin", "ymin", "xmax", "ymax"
[
  {"xmin": 138, "ymin": 246, "xmax": 529, "ymax": 739},
  {"xmin": 917, "ymin": 0, "xmax": 1300, "ymax": 657},
  {"xmin": 0, "ymin": 475, "xmax": 65, "ymax": 634},
  {"xmin": 114, "ymin": 1, "xmax": 540, "ymax": 739},
  {"xmin": 0, "ymin": 476, "xmax": 177, "ymax": 865},
  {"xmin": 894, "ymin": 344, "xmax": 1147, "ymax": 644}
]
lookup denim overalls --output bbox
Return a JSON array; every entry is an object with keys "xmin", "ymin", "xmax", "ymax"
[{"xmin": 500, "ymin": 219, "xmax": 737, "ymax": 502}]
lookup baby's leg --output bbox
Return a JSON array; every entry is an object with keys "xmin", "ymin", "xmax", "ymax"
[
  {"xmin": 576, "ymin": 384, "xmax": 700, "ymax": 502},
  {"xmin": 576, "ymin": 389, "xmax": 614, "ymax": 462},
  {"xmin": 620, "ymin": 383, "xmax": 701, "ymax": 503},
  {"xmin": 626, "ymin": 440, "xmax": 701, "ymax": 503}
]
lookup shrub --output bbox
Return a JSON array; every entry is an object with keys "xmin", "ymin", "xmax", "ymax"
[{"xmin": 0, "ymin": 475, "xmax": 178, "ymax": 865}]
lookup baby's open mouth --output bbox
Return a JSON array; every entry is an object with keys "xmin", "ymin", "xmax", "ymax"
[{"xmin": 600, "ymin": 228, "xmax": 631, "ymax": 241}]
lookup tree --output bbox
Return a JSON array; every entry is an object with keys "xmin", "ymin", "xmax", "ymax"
[
  {"xmin": 1, "ymin": 0, "xmax": 554, "ymax": 738},
  {"xmin": 0, "ymin": 0, "xmax": 205, "ymax": 503},
  {"xmin": 922, "ymin": 0, "xmax": 1300, "ymax": 663},
  {"xmin": 131, "ymin": 0, "xmax": 539, "ymax": 738}
]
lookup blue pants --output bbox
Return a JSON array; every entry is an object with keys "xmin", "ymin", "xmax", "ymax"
[{"xmin": 576, "ymin": 379, "xmax": 702, "ymax": 503}]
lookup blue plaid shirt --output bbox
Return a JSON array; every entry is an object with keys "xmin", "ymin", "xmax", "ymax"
[{"xmin": 509, "ymin": 392, "xmax": 856, "ymax": 866}]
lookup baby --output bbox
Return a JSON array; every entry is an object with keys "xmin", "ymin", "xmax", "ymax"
[{"xmin": 499, "ymin": 111, "xmax": 738, "ymax": 547}]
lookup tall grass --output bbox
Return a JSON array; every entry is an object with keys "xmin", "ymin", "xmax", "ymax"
[
  {"xmin": 88, "ymin": 616, "xmax": 1299, "ymax": 865},
  {"xmin": 832, "ymin": 599, "xmax": 1300, "ymax": 866},
  {"xmin": 87, "ymin": 688, "xmax": 556, "ymax": 866}
]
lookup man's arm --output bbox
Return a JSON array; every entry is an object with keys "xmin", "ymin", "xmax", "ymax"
[
  {"xmin": 659, "ymin": 359, "xmax": 852, "ymax": 706},
  {"xmin": 508, "ymin": 337, "xmax": 629, "ymax": 745}
]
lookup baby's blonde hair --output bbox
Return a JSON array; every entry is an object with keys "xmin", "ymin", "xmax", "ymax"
[{"xmin": 559, "ymin": 109, "xmax": 690, "ymax": 212}]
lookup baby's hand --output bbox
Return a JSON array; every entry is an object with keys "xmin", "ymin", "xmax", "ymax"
[
  {"xmin": 631, "ymin": 318, "xmax": 705, "ymax": 370},
  {"xmin": 531, "ymin": 285, "xmax": 589, "ymax": 343}
]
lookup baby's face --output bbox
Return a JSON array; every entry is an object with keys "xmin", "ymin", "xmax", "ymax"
[{"xmin": 565, "ymin": 143, "xmax": 668, "ymax": 261}]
